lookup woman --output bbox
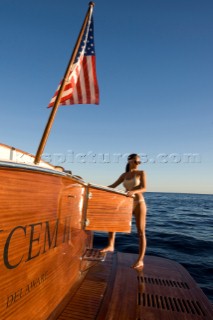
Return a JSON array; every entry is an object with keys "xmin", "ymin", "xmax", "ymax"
[{"xmin": 101, "ymin": 153, "xmax": 147, "ymax": 269}]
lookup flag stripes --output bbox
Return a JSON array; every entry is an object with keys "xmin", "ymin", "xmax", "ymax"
[{"xmin": 48, "ymin": 14, "xmax": 99, "ymax": 108}]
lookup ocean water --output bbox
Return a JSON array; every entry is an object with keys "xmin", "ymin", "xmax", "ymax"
[{"xmin": 93, "ymin": 192, "xmax": 213, "ymax": 303}]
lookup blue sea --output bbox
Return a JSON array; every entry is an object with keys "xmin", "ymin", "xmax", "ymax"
[{"xmin": 93, "ymin": 192, "xmax": 213, "ymax": 303}]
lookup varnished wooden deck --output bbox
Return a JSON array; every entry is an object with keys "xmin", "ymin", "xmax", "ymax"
[{"xmin": 55, "ymin": 252, "xmax": 213, "ymax": 320}]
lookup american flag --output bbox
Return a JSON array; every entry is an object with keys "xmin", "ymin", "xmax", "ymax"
[{"xmin": 48, "ymin": 14, "xmax": 99, "ymax": 107}]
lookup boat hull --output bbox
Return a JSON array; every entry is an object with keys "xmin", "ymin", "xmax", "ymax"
[
  {"xmin": 0, "ymin": 161, "xmax": 133, "ymax": 319},
  {"xmin": 0, "ymin": 164, "xmax": 91, "ymax": 320}
]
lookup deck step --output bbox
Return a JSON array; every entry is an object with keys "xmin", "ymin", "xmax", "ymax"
[{"xmin": 82, "ymin": 248, "xmax": 107, "ymax": 262}]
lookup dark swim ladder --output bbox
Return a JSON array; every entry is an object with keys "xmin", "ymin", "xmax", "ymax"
[
  {"xmin": 80, "ymin": 248, "xmax": 107, "ymax": 273},
  {"xmin": 82, "ymin": 248, "xmax": 107, "ymax": 262}
]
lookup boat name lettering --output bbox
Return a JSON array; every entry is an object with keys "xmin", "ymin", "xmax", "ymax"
[
  {"xmin": 0, "ymin": 216, "xmax": 72, "ymax": 270},
  {"xmin": 6, "ymin": 271, "xmax": 48, "ymax": 308}
]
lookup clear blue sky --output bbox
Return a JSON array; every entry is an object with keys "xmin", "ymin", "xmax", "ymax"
[{"xmin": 0, "ymin": 0, "xmax": 212, "ymax": 194}]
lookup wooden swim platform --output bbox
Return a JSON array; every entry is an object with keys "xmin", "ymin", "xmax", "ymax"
[{"xmin": 52, "ymin": 251, "xmax": 213, "ymax": 320}]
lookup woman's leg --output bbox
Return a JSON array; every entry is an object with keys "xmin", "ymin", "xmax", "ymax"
[
  {"xmin": 100, "ymin": 232, "xmax": 116, "ymax": 252},
  {"xmin": 132, "ymin": 201, "xmax": 147, "ymax": 268}
]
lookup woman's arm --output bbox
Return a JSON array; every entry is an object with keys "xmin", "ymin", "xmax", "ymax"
[{"xmin": 108, "ymin": 173, "xmax": 125, "ymax": 188}]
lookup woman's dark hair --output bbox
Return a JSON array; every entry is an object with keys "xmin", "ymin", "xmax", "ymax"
[{"xmin": 125, "ymin": 153, "xmax": 138, "ymax": 172}]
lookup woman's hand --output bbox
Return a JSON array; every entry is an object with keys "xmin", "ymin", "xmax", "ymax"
[{"xmin": 127, "ymin": 191, "xmax": 136, "ymax": 197}]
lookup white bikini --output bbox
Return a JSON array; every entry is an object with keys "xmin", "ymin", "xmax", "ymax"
[
  {"xmin": 123, "ymin": 175, "xmax": 145, "ymax": 209},
  {"xmin": 123, "ymin": 175, "xmax": 140, "ymax": 191}
]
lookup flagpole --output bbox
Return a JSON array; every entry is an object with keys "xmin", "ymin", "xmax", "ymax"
[{"xmin": 34, "ymin": 2, "xmax": 95, "ymax": 164}]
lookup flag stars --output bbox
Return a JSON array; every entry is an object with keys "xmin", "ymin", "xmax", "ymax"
[{"xmin": 74, "ymin": 18, "xmax": 95, "ymax": 60}]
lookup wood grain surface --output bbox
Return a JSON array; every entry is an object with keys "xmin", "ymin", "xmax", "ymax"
[
  {"xmin": 57, "ymin": 253, "xmax": 213, "ymax": 320},
  {"xmin": 85, "ymin": 185, "xmax": 133, "ymax": 232},
  {"xmin": 0, "ymin": 166, "xmax": 89, "ymax": 320},
  {"xmin": 0, "ymin": 164, "xmax": 134, "ymax": 319}
]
